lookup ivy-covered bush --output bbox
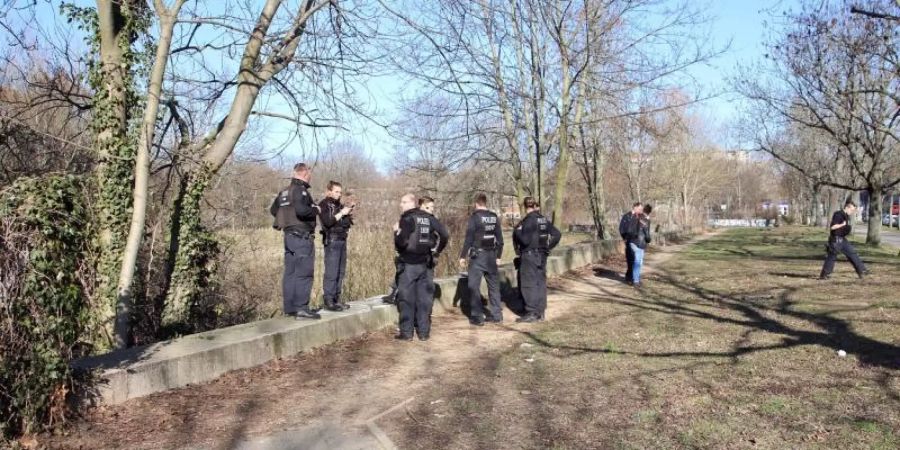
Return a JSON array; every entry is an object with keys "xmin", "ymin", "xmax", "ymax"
[{"xmin": 0, "ymin": 175, "xmax": 90, "ymax": 439}]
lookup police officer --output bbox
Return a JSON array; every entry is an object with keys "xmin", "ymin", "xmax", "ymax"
[
  {"xmin": 270, "ymin": 163, "xmax": 321, "ymax": 320},
  {"xmin": 319, "ymin": 180, "xmax": 355, "ymax": 311},
  {"xmin": 385, "ymin": 198, "xmax": 436, "ymax": 305},
  {"xmin": 819, "ymin": 200, "xmax": 869, "ymax": 280},
  {"xmin": 513, "ymin": 197, "xmax": 561, "ymax": 323},
  {"xmin": 459, "ymin": 193, "xmax": 504, "ymax": 326},
  {"xmin": 619, "ymin": 202, "xmax": 643, "ymax": 285},
  {"xmin": 625, "ymin": 204, "xmax": 652, "ymax": 288},
  {"xmin": 394, "ymin": 194, "xmax": 449, "ymax": 340}
]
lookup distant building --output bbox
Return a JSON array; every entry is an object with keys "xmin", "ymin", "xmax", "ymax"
[{"xmin": 761, "ymin": 200, "xmax": 789, "ymax": 216}]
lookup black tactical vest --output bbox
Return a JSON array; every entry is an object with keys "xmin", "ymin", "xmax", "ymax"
[
  {"xmin": 535, "ymin": 214, "xmax": 551, "ymax": 250},
  {"xmin": 408, "ymin": 210, "xmax": 436, "ymax": 255},
  {"xmin": 474, "ymin": 211, "xmax": 499, "ymax": 250},
  {"xmin": 517, "ymin": 213, "xmax": 551, "ymax": 251},
  {"xmin": 273, "ymin": 184, "xmax": 316, "ymax": 233}
]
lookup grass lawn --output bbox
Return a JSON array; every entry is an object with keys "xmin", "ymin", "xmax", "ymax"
[{"xmin": 388, "ymin": 227, "xmax": 900, "ymax": 449}]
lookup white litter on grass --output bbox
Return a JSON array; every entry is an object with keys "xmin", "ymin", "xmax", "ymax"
[
  {"xmin": 520, "ymin": 343, "xmax": 533, "ymax": 349},
  {"xmin": 430, "ymin": 399, "xmax": 444, "ymax": 405},
  {"xmin": 838, "ymin": 350, "xmax": 847, "ymax": 357},
  {"xmin": 525, "ymin": 356, "xmax": 535, "ymax": 363}
]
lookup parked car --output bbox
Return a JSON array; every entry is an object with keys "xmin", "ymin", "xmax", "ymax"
[{"xmin": 883, "ymin": 214, "xmax": 899, "ymax": 226}]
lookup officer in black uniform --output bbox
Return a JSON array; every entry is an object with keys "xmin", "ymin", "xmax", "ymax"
[
  {"xmin": 384, "ymin": 198, "xmax": 436, "ymax": 305},
  {"xmin": 819, "ymin": 200, "xmax": 868, "ymax": 280},
  {"xmin": 319, "ymin": 180, "xmax": 355, "ymax": 311},
  {"xmin": 459, "ymin": 193, "xmax": 504, "ymax": 326},
  {"xmin": 270, "ymin": 163, "xmax": 321, "ymax": 320},
  {"xmin": 394, "ymin": 194, "xmax": 449, "ymax": 340},
  {"xmin": 513, "ymin": 197, "xmax": 561, "ymax": 323},
  {"xmin": 619, "ymin": 202, "xmax": 643, "ymax": 285}
]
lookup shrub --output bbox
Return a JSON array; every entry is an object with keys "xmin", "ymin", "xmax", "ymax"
[{"xmin": 0, "ymin": 175, "xmax": 90, "ymax": 439}]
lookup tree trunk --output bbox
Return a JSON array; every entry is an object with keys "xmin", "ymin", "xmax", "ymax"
[
  {"xmin": 551, "ymin": 35, "xmax": 572, "ymax": 226},
  {"xmin": 92, "ymin": 0, "xmax": 138, "ymax": 349},
  {"xmin": 810, "ymin": 184, "xmax": 822, "ymax": 226},
  {"xmin": 479, "ymin": 0, "xmax": 526, "ymax": 208},
  {"xmin": 866, "ymin": 186, "xmax": 882, "ymax": 245},
  {"xmin": 115, "ymin": 2, "xmax": 185, "ymax": 348},
  {"xmin": 164, "ymin": 0, "xmax": 330, "ymax": 327}
]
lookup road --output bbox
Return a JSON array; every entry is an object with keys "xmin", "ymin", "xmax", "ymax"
[{"xmin": 853, "ymin": 226, "xmax": 900, "ymax": 248}]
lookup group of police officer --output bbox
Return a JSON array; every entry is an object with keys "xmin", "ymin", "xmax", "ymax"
[{"xmin": 270, "ymin": 162, "xmax": 561, "ymax": 341}]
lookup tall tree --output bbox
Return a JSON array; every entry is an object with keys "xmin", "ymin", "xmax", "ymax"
[{"xmin": 738, "ymin": 0, "xmax": 900, "ymax": 245}]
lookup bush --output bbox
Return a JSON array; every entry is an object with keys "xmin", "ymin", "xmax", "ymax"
[{"xmin": 0, "ymin": 175, "xmax": 90, "ymax": 440}]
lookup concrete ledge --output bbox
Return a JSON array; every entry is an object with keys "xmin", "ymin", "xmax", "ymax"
[{"xmin": 76, "ymin": 239, "xmax": 620, "ymax": 405}]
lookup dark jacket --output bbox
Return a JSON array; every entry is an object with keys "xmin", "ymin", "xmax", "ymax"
[
  {"xmin": 513, "ymin": 211, "xmax": 561, "ymax": 255},
  {"xmin": 395, "ymin": 208, "xmax": 450, "ymax": 265},
  {"xmin": 829, "ymin": 210, "xmax": 851, "ymax": 239},
  {"xmin": 318, "ymin": 197, "xmax": 353, "ymax": 240},
  {"xmin": 619, "ymin": 212, "xmax": 634, "ymax": 239},
  {"xmin": 460, "ymin": 209, "xmax": 504, "ymax": 258},
  {"xmin": 631, "ymin": 215, "xmax": 651, "ymax": 249},
  {"xmin": 269, "ymin": 178, "xmax": 318, "ymax": 234}
]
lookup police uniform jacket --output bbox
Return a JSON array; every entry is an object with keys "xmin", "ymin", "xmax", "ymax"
[
  {"xmin": 460, "ymin": 209, "xmax": 504, "ymax": 258},
  {"xmin": 395, "ymin": 208, "xmax": 450, "ymax": 265},
  {"xmin": 513, "ymin": 211, "xmax": 562, "ymax": 254}
]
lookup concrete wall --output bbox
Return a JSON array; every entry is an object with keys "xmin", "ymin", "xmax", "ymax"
[{"xmin": 75, "ymin": 240, "xmax": 620, "ymax": 405}]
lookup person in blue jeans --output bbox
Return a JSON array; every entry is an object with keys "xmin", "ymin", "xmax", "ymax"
[
  {"xmin": 626, "ymin": 204, "xmax": 652, "ymax": 287},
  {"xmin": 619, "ymin": 202, "xmax": 644, "ymax": 284}
]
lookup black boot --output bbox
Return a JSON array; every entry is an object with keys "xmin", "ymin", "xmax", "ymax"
[
  {"xmin": 516, "ymin": 314, "xmax": 539, "ymax": 323},
  {"xmin": 295, "ymin": 310, "xmax": 322, "ymax": 320}
]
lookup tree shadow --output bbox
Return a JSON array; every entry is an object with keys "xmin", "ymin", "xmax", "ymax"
[
  {"xmin": 534, "ymin": 268, "xmax": 900, "ymax": 370},
  {"xmin": 767, "ymin": 271, "xmax": 817, "ymax": 279},
  {"xmin": 592, "ymin": 267, "xmax": 626, "ymax": 283}
]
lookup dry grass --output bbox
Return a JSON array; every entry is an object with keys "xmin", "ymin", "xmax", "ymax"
[
  {"xmin": 383, "ymin": 227, "xmax": 900, "ymax": 449},
  {"xmin": 39, "ymin": 227, "xmax": 897, "ymax": 450},
  {"xmin": 213, "ymin": 225, "xmax": 593, "ymax": 324},
  {"xmin": 214, "ymin": 227, "xmax": 396, "ymax": 322}
]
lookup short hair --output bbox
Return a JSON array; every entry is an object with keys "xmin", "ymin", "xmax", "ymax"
[
  {"xmin": 633, "ymin": 202, "xmax": 642, "ymax": 208},
  {"xmin": 844, "ymin": 200, "xmax": 857, "ymax": 208},
  {"xmin": 293, "ymin": 162, "xmax": 309, "ymax": 173},
  {"xmin": 326, "ymin": 180, "xmax": 342, "ymax": 191},
  {"xmin": 418, "ymin": 196, "xmax": 435, "ymax": 206},
  {"xmin": 523, "ymin": 197, "xmax": 539, "ymax": 209},
  {"xmin": 474, "ymin": 193, "xmax": 488, "ymax": 206},
  {"xmin": 643, "ymin": 204, "xmax": 653, "ymax": 214}
]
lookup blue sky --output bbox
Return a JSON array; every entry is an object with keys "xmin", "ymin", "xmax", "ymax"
[
  {"xmin": 10, "ymin": 0, "xmax": 801, "ymax": 167},
  {"xmin": 284, "ymin": 0, "xmax": 802, "ymax": 167}
]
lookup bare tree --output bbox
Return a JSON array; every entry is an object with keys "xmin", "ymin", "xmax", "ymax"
[{"xmin": 737, "ymin": 0, "xmax": 900, "ymax": 245}]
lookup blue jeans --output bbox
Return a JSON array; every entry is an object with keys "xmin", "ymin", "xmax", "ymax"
[{"xmin": 629, "ymin": 243, "xmax": 645, "ymax": 284}]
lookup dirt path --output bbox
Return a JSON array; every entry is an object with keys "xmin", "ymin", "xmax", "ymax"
[{"xmin": 45, "ymin": 236, "xmax": 709, "ymax": 450}]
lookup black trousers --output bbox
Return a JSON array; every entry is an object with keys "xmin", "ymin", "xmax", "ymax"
[
  {"xmin": 625, "ymin": 242, "xmax": 635, "ymax": 282},
  {"xmin": 323, "ymin": 239, "xmax": 348, "ymax": 305},
  {"xmin": 397, "ymin": 262, "xmax": 434, "ymax": 338},
  {"xmin": 519, "ymin": 251, "xmax": 547, "ymax": 316},
  {"xmin": 283, "ymin": 233, "xmax": 314, "ymax": 314},
  {"xmin": 820, "ymin": 238, "xmax": 866, "ymax": 277},
  {"xmin": 467, "ymin": 249, "xmax": 502, "ymax": 321}
]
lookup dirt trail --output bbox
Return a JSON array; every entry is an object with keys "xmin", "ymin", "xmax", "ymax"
[{"xmin": 45, "ymin": 235, "xmax": 709, "ymax": 450}]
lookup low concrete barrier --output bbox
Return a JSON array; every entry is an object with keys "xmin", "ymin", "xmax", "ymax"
[{"xmin": 75, "ymin": 239, "xmax": 620, "ymax": 405}]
